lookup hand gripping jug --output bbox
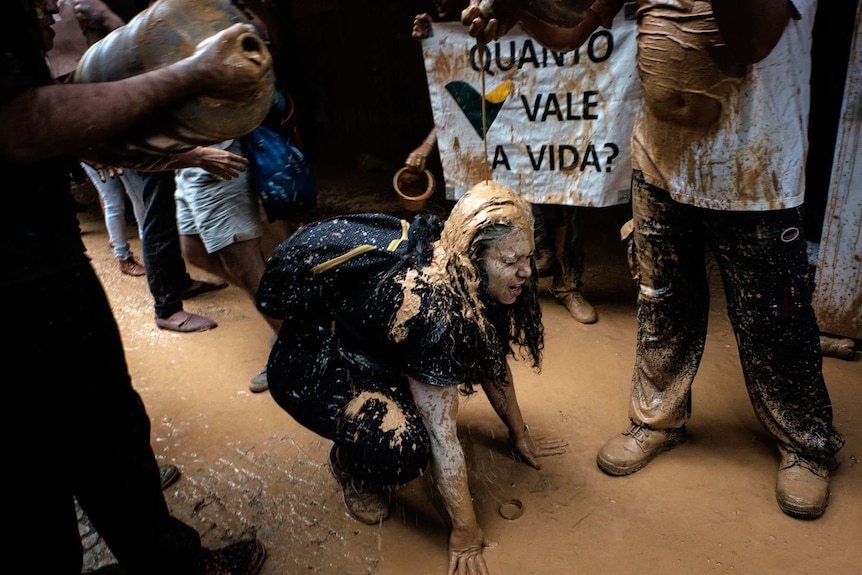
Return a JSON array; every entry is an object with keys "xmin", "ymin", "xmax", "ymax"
[{"xmin": 72, "ymin": 0, "xmax": 275, "ymax": 168}]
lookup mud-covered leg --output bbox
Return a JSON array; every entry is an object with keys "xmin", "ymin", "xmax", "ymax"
[
  {"xmin": 707, "ymin": 207, "xmax": 844, "ymax": 518},
  {"xmin": 598, "ymin": 174, "xmax": 704, "ymax": 475}
]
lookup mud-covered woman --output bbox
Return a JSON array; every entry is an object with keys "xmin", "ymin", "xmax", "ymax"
[{"xmin": 256, "ymin": 181, "xmax": 566, "ymax": 574}]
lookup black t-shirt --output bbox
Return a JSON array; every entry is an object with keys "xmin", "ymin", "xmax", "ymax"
[
  {"xmin": 258, "ymin": 213, "xmax": 509, "ymax": 389},
  {"xmin": 1, "ymin": 0, "xmax": 89, "ymax": 287}
]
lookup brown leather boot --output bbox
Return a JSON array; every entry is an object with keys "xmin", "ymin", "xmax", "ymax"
[
  {"xmin": 597, "ymin": 423, "xmax": 686, "ymax": 476},
  {"xmin": 775, "ymin": 444, "xmax": 831, "ymax": 519},
  {"xmin": 556, "ymin": 290, "xmax": 597, "ymax": 324},
  {"xmin": 328, "ymin": 447, "xmax": 390, "ymax": 525},
  {"xmin": 118, "ymin": 255, "xmax": 145, "ymax": 276}
]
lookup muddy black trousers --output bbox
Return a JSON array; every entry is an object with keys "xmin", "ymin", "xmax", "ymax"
[
  {"xmin": 140, "ymin": 171, "xmax": 196, "ymax": 320},
  {"xmin": 0, "ymin": 264, "xmax": 206, "ymax": 574},
  {"xmin": 627, "ymin": 171, "xmax": 844, "ymax": 460},
  {"xmin": 267, "ymin": 313, "xmax": 431, "ymax": 486}
]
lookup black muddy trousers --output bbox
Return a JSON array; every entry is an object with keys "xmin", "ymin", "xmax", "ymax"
[
  {"xmin": 267, "ymin": 313, "xmax": 431, "ymax": 486},
  {"xmin": 628, "ymin": 171, "xmax": 844, "ymax": 460},
  {"xmin": 532, "ymin": 203, "xmax": 586, "ymax": 294},
  {"xmin": 1, "ymin": 265, "xmax": 206, "ymax": 575},
  {"xmin": 140, "ymin": 171, "xmax": 197, "ymax": 320}
]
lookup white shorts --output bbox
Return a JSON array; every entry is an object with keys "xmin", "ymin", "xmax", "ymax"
[{"xmin": 174, "ymin": 140, "xmax": 263, "ymax": 254}]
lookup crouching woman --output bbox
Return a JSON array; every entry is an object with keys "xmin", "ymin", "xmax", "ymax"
[{"xmin": 256, "ymin": 181, "xmax": 566, "ymax": 574}]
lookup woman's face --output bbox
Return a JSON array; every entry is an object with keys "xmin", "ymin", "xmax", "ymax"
[{"xmin": 481, "ymin": 228, "xmax": 533, "ymax": 305}]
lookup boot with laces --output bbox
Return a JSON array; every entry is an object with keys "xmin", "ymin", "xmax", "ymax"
[
  {"xmin": 775, "ymin": 444, "xmax": 831, "ymax": 519},
  {"xmin": 555, "ymin": 290, "xmax": 598, "ymax": 324},
  {"xmin": 328, "ymin": 446, "xmax": 390, "ymax": 525},
  {"xmin": 118, "ymin": 255, "xmax": 146, "ymax": 276},
  {"xmin": 597, "ymin": 423, "xmax": 686, "ymax": 476}
]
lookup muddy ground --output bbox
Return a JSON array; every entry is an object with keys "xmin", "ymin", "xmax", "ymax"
[{"xmin": 74, "ymin": 165, "xmax": 861, "ymax": 575}]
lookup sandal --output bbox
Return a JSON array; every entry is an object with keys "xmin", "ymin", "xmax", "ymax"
[{"xmin": 155, "ymin": 311, "xmax": 217, "ymax": 332}]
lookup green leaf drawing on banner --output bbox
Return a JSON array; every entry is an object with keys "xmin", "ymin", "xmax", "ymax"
[{"xmin": 445, "ymin": 80, "xmax": 513, "ymax": 140}]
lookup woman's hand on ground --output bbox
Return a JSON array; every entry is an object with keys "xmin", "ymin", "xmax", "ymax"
[
  {"xmin": 447, "ymin": 544, "xmax": 491, "ymax": 575},
  {"xmin": 509, "ymin": 427, "xmax": 568, "ymax": 470}
]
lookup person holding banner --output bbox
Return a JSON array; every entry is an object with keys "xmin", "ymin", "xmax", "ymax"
[
  {"xmin": 411, "ymin": 4, "xmax": 599, "ymax": 324},
  {"xmin": 462, "ymin": 0, "xmax": 845, "ymax": 519},
  {"xmin": 257, "ymin": 181, "xmax": 567, "ymax": 574}
]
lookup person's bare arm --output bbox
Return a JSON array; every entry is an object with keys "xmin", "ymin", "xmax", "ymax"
[
  {"xmin": 711, "ymin": 0, "xmax": 796, "ymax": 64},
  {"xmin": 461, "ymin": 0, "xmax": 624, "ymax": 49},
  {"xmin": 407, "ymin": 376, "xmax": 490, "ymax": 575},
  {"xmin": 518, "ymin": 0, "xmax": 626, "ymax": 52},
  {"xmin": 481, "ymin": 364, "xmax": 567, "ymax": 469},
  {"xmin": 155, "ymin": 145, "xmax": 249, "ymax": 179},
  {"xmin": 0, "ymin": 23, "xmax": 267, "ymax": 164}
]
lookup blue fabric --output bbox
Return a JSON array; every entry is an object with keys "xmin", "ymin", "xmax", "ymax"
[{"xmin": 242, "ymin": 125, "xmax": 317, "ymax": 222}]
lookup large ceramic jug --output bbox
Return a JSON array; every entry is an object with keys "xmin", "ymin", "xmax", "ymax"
[{"xmin": 73, "ymin": 0, "xmax": 274, "ymax": 167}]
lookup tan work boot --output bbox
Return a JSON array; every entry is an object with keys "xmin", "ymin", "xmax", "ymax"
[
  {"xmin": 775, "ymin": 444, "xmax": 831, "ymax": 519},
  {"xmin": 328, "ymin": 447, "xmax": 390, "ymax": 525},
  {"xmin": 597, "ymin": 423, "xmax": 686, "ymax": 476},
  {"xmin": 556, "ymin": 290, "xmax": 598, "ymax": 324}
]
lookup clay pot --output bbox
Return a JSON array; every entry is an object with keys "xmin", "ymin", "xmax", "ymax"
[
  {"xmin": 393, "ymin": 167, "xmax": 436, "ymax": 212},
  {"xmin": 73, "ymin": 0, "xmax": 274, "ymax": 166}
]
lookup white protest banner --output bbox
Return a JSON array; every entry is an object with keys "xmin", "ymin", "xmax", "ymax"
[{"xmin": 421, "ymin": 16, "xmax": 639, "ymax": 206}]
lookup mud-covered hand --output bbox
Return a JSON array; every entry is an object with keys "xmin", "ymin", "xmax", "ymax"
[
  {"xmin": 460, "ymin": 0, "xmax": 520, "ymax": 44},
  {"xmin": 509, "ymin": 426, "xmax": 568, "ymax": 470},
  {"xmin": 448, "ymin": 545, "xmax": 490, "ymax": 575},
  {"xmin": 448, "ymin": 528, "xmax": 493, "ymax": 575},
  {"xmin": 185, "ymin": 23, "xmax": 273, "ymax": 98},
  {"xmin": 405, "ymin": 127, "xmax": 437, "ymax": 171},
  {"xmin": 68, "ymin": 0, "xmax": 125, "ymax": 33},
  {"xmin": 413, "ymin": 13, "xmax": 434, "ymax": 39}
]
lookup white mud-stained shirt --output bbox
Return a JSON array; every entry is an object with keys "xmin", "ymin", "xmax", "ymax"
[{"xmin": 630, "ymin": 0, "xmax": 817, "ymax": 211}]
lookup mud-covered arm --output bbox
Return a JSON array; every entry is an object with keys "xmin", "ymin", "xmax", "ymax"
[
  {"xmin": 407, "ymin": 376, "xmax": 490, "ymax": 575},
  {"xmin": 405, "ymin": 126, "xmax": 437, "ymax": 171},
  {"xmin": 481, "ymin": 364, "xmax": 567, "ymax": 470},
  {"xmin": 710, "ymin": 0, "xmax": 797, "ymax": 64},
  {"xmin": 461, "ymin": 0, "xmax": 625, "ymax": 50},
  {"xmin": 481, "ymin": 364, "xmax": 527, "ymax": 440},
  {"xmin": 518, "ymin": 0, "xmax": 626, "ymax": 53}
]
